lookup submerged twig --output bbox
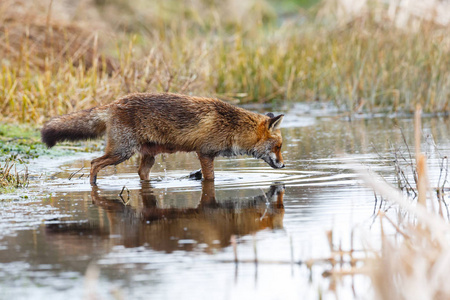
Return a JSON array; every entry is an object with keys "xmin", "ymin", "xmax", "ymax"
[
  {"xmin": 68, "ymin": 166, "xmax": 84, "ymax": 180},
  {"xmin": 119, "ymin": 186, "xmax": 131, "ymax": 205}
]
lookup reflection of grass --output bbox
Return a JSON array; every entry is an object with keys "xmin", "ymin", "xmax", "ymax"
[{"xmin": 1, "ymin": 0, "xmax": 449, "ymax": 125}]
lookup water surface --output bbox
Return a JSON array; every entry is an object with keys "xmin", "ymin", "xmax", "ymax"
[{"xmin": 1, "ymin": 111, "xmax": 449, "ymax": 299}]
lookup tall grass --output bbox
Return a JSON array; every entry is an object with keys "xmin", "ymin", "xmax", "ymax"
[{"xmin": 0, "ymin": 0, "xmax": 449, "ymax": 124}]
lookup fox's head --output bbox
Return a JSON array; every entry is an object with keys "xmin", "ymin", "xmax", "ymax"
[{"xmin": 252, "ymin": 113, "xmax": 285, "ymax": 169}]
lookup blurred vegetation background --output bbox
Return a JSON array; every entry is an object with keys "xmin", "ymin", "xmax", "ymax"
[{"xmin": 0, "ymin": 0, "xmax": 449, "ymax": 124}]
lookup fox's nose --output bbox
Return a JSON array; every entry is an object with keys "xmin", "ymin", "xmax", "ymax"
[{"xmin": 280, "ymin": 163, "xmax": 285, "ymax": 168}]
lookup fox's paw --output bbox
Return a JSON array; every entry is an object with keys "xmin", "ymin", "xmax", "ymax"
[{"xmin": 189, "ymin": 169, "xmax": 203, "ymax": 180}]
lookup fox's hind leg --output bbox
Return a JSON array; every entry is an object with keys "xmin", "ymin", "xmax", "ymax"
[
  {"xmin": 89, "ymin": 123, "xmax": 138, "ymax": 185},
  {"xmin": 90, "ymin": 152, "xmax": 133, "ymax": 185},
  {"xmin": 138, "ymin": 154, "xmax": 155, "ymax": 180}
]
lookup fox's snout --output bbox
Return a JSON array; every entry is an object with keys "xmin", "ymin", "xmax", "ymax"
[
  {"xmin": 272, "ymin": 161, "xmax": 285, "ymax": 169},
  {"xmin": 272, "ymin": 162, "xmax": 285, "ymax": 169},
  {"xmin": 262, "ymin": 153, "xmax": 285, "ymax": 169},
  {"xmin": 266, "ymin": 159, "xmax": 285, "ymax": 169}
]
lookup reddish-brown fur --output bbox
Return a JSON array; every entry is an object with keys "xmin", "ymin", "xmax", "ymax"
[
  {"xmin": 41, "ymin": 93, "xmax": 285, "ymax": 185},
  {"xmin": 45, "ymin": 183, "xmax": 285, "ymax": 252}
]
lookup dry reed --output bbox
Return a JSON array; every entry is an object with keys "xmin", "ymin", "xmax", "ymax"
[
  {"xmin": 357, "ymin": 105, "xmax": 450, "ymax": 300},
  {"xmin": 0, "ymin": 0, "xmax": 449, "ymax": 125}
]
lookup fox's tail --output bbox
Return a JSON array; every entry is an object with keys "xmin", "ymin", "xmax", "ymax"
[{"xmin": 41, "ymin": 107, "xmax": 108, "ymax": 148}]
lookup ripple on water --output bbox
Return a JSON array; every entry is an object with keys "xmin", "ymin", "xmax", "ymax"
[{"xmin": 2, "ymin": 115, "xmax": 449, "ymax": 299}]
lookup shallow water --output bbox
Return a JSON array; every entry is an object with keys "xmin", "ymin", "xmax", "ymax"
[{"xmin": 1, "ymin": 112, "xmax": 449, "ymax": 300}]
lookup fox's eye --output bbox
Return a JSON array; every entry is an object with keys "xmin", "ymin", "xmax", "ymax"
[{"xmin": 275, "ymin": 145, "xmax": 281, "ymax": 151}]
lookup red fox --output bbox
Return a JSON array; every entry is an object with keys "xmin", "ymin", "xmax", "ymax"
[{"xmin": 41, "ymin": 93, "xmax": 285, "ymax": 185}]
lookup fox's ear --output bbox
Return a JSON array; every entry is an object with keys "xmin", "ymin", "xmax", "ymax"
[
  {"xmin": 268, "ymin": 114, "xmax": 284, "ymax": 131},
  {"xmin": 266, "ymin": 112, "xmax": 275, "ymax": 118}
]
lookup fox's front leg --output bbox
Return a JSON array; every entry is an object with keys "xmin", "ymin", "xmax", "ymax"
[
  {"xmin": 138, "ymin": 154, "xmax": 155, "ymax": 180},
  {"xmin": 197, "ymin": 153, "xmax": 215, "ymax": 180}
]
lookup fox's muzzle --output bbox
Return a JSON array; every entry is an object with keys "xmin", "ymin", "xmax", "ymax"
[
  {"xmin": 272, "ymin": 161, "xmax": 285, "ymax": 169},
  {"xmin": 263, "ymin": 155, "xmax": 285, "ymax": 169}
]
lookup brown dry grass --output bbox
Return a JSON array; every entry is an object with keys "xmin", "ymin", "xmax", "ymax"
[
  {"xmin": 0, "ymin": 0, "xmax": 449, "ymax": 125},
  {"xmin": 0, "ymin": 159, "xmax": 28, "ymax": 190}
]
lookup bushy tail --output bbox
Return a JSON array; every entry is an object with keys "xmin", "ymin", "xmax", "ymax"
[{"xmin": 41, "ymin": 107, "xmax": 108, "ymax": 147}]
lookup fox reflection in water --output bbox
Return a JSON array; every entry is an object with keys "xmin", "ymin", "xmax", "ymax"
[{"xmin": 46, "ymin": 182, "xmax": 285, "ymax": 253}]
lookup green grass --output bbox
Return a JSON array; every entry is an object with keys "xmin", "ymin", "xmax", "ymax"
[
  {"xmin": 0, "ymin": 122, "xmax": 103, "ymax": 162},
  {"xmin": 0, "ymin": 124, "xmax": 43, "ymax": 160},
  {"xmin": 0, "ymin": 122, "xmax": 103, "ymax": 192}
]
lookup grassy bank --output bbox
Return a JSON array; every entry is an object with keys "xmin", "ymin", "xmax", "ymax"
[
  {"xmin": 0, "ymin": 122, "xmax": 103, "ymax": 192},
  {"xmin": 0, "ymin": 0, "xmax": 449, "ymax": 125},
  {"xmin": 0, "ymin": 124, "xmax": 34, "ymax": 191}
]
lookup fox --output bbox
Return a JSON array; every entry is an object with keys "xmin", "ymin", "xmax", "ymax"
[{"xmin": 41, "ymin": 93, "xmax": 285, "ymax": 185}]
